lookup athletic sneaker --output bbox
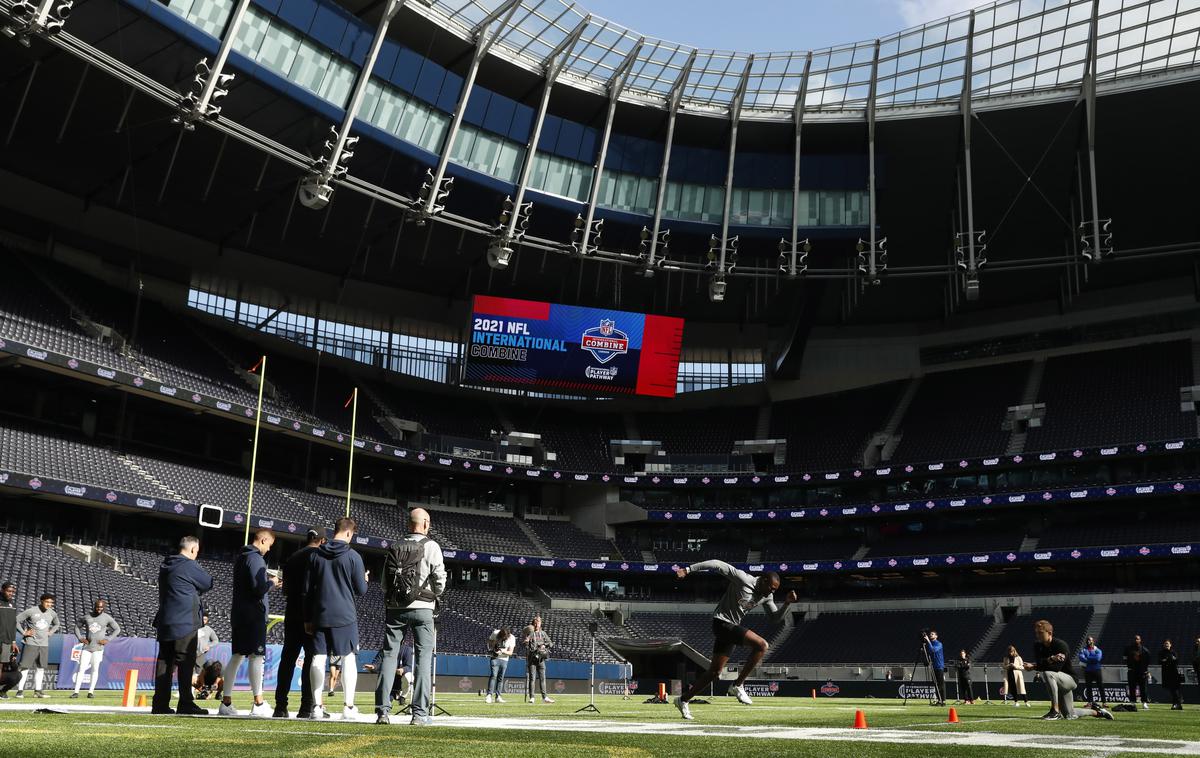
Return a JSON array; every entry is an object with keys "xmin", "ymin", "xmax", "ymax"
[
  {"xmin": 0, "ymin": 692, "xmax": 8, "ymax": 699},
  {"xmin": 1096, "ymin": 708, "xmax": 1114, "ymax": 720},
  {"xmin": 1041, "ymin": 712, "xmax": 1064, "ymax": 720},
  {"xmin": 542, "ymin": 697, "xmax": 555, "ymax": 704},
  {"xmin": 527, "ymin": 696, "xmax": 535, "ymax": 703},
  {"xmin": 308, "ymin": 706, "xmax": 331, "ymax": 720},
  {"xmin": 250, "ymin": 702, "xmax": 272, "ymax": 718},
  {"xmin": 34, "ymin": 691, "xmax": 46, "ymax": 699},
  {"xmin": 14, "ymin": 692, "xmax": 23, "ymax": 698},
  {"xmin": 272, "ymin": 707, "xmax": 288, "ymax": 719},
  {"xmin": 375, "ymin": 713, "xmax": 390, "ymax": 725},
  {"xmin": 342, "ymin": 705, "xmax": 359, "ymax": 721},
  {"xmin": 218, "ymin": 702, "xmax": 238, "ymax": 716},
  {"xmin": 177, "ymin": 704, "xmax": 209, "ymax": 716},
  {"xmin": 87, "ymin": 693, "xmax": 95, "ymax": 699},
  {"xmin": 495, "ymin": 696, "xmax": 505, "ymax": 703},
  {"xmin": 673, "ymin": 696, "xmax": 693, "ymax": 720},
  {"xmin": 409, "ymin": 716, "xmax": 433, "ymax": 726},
  {"xmin": 485, "ymin": 694, "xmax": 493, "ymax": 704},
  {"xmin": 1065, "ymin": 713, "xmax": 1080, "ymax": 720},
  {"xmin": 70, "ymin": 692, "xmax": 79, "ymax": 699},
  {"xmin": 1142, "ymin": 702, "xmax": 1149, "ymax": 710},
  {"xmin": 730, "ymin": 685, "xmax": 752, "ymax": 705}
]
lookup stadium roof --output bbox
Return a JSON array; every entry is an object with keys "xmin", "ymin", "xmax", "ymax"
[{"xmin": 380, "ymin": 0, "xmax": 1200, "ymax": 118}]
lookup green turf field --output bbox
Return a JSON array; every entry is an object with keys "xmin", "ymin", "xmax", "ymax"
[{"xmin": 0, "ymin": 690, "xmax": 1197, "ymax": 757}]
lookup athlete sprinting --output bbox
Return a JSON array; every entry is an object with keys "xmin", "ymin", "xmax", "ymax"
[{"xmin": 673, "ymin": 561, "xmax": 795, "ymax": 720}]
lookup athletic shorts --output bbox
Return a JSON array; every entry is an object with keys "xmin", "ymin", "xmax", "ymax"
[
  {"xmin": 18, "ymin": 645, "xmax": 47, "ymax": 669},
  {"xmin": 231, "ymin": 621, "xmax": 267, "ymax": 656},
  {"xmin": 311, "ymin": 624, "xmax": 358, "ymax": 657},
  {"xmin": 711, "ymin": 618, "xmax": 748, "ymax": 658}
]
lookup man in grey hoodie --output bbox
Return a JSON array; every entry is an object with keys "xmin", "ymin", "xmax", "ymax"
[
  {"xmin": 671, "ymin": 560, "xmax": 795, "ymax": 720},
  {"xmin": 15, "ymin": 593, "xmax": 59, "ymax": 698},
  {"xmin": 70, "ymin": 599, "xmax": 121, "ymax": 698}
]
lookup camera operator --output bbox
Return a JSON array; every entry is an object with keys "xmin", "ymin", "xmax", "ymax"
[
  {"xmin": 524, "ymin": 615, "xmax": 554, "ymax": 704},
  {"xmin": 922, "ymin": 629, "xmax": 947, "ymax": 706},
  {"xmin": 485, "ymin": 626, "xmax": 514, "ymax": 704}
]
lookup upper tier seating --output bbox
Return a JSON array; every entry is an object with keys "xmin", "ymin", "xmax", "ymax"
[
  {"xmin": 1024, "ymin": 342, "xmax": 1194, "ymax": 451},
  {"xmin": 1096, "ymin": 601, "xmax": 1200, "ymax": 655},
  {"xmin": 770, "ymin": 383, "xmax": 904, "ymax": 472},
  {"xmin": 522, "ymin": 519, "xmax": 618, "ymax": 560},
  {"xmin": 892, "ymin": 362, "xmax": 1031, "ymax": 462}
]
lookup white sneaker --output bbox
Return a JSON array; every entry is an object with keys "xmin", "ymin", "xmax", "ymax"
[
  {"xmin": 673, "ymin": 696, "xmax": 693, "ymax": 720},
  {"xmin": 495, "ymin": 696, "xmax": 505, "ymax": 703},
  {"xmin": 528, "ymin": 696, "xmax": 535, "ymax": 704},
  {"xmin": 542, "ymin": 697, "xmax": 555, "ymax": 704},
  {"xmin": 1142, "ymin": 702, "xmax": 1149, "ymax": 710},
  {"xmin": 217, "ymin": 702, "xmax": 238, "ymax": 717},
  {"xmin": 309, "ymin": 706, "xmax": 330, "ymax": 720},
  {"xmin": 730, "ymin": 685, "xmax": 752, "ymax": 705},
  {"xmin": 485, "ymin": 694, "xmax": 493, "ymax": 704},
  {"xmin": 250, "ymin": 702, "xmax": 272, "ymax": 718},
  {"xmin": 342, "ymin": 705, "xmax": 359, "ymax": 721}
]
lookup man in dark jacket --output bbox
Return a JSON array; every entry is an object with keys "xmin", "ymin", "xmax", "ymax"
[
  {"xmin": 1123, "ymin": 634, "xmax": 1150, "ymax": 709},
  {"xmin": 152, "ymin": 536, "xmax": 214, "ymax": 715},
  {"xmin": 306, "ymin": 517, "xmax": 368, "ymax": 720},
  {"xmin": 274, "ymin": 529, "xmax": 324, "ymax": 719},
  {"xmin": 218, "ymin": 529, "xmax": 279, "ymax": 717},
  {"xmin": 0, "ymin": 582, "xmax": 18, "ymax": 699},
  {"xmin": 1023, "ymin": 619, "xmax": 1112, "ymax": 721}
]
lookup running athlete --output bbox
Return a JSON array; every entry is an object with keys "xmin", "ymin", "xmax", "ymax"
[{"xmin": 672, "ymin": 561, "xmax": 794, "ymax": 720}]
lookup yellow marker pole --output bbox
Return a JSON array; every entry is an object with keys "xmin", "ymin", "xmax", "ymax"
[
  {"xmin": 345, "ymin": 387, "xmax": 358, "ymax": 519},
  {"xmin": 245, "ymin": 355, "xmax": 267, "ymax": 544}
]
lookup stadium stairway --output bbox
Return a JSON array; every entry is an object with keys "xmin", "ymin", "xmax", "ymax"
[
  {"xmin": 1083, "ymin": 601, "xmax": 1111, "ymax": 647},
  {"xmin": 755, "ymin": 404, "xmax": 771, "ymax": 440},
  {"xmin": 115, "ymin": 454, "xmax": 186, "ymax": 501},
  {"xmin": 1006, "ymin": 358, "xmax": 1046, "ymax": 455},
  {"xmin": 970, "ymin": 612, "xmax": 1005, "ymax": 661},
  {"xmin": 1018, "ymin": 535, "xmax": 1040, "ymax": 552},
  {"xmin": 516, "ymin": 519, "xmax": 552, "ymax": 556},
  {"xmin": 871, "ymin": 375, "xmax": 922, "ymax": 465}
]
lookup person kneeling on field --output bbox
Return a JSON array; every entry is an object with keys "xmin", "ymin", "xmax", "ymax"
[
  {"xmin": 671, "ymin": 560, "xmax": 795, "ymax": 720},
  {"xmin": 1023, "ymin": 619, "xmax": 1112, "ymax": 721}
]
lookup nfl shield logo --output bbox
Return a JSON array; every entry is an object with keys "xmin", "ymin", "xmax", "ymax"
[{"xmin": 599, "ymin": 319, "xmax": 615, "ymax": 336}]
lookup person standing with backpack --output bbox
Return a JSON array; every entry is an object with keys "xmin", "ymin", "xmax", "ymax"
[{"xmin": 374, "ymin": 507, "xmax": 445, "ymax": 726}]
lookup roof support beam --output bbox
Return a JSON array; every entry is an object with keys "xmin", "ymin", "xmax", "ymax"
[
  {"xmin": 173, "ymin": 0, "xmax": 254, "ymax": 129},
  {"xmin": 716, "ymin": 56, "xmax": 755, "ymax": 276},
  {"xmin": 577, "ymin": 37, "xmax": 646, "ymax": 257},
  {"xmin": 960, "ymin": 11, "xmax": 981, "ymax": 286},
  {"xmin": 298, "ymin": 0, "xmax": 408, "ymax": 210},
  {"xmin": 644, "ymin": 50, "xmax": 697, "ymax": 272},
  {"xmin": 863, "ymin": 40, "xmax": 882, "ymax": 284},
  {"xmin": 784, "ymin": 52, "xmax": 813, "ymax": 277},
  {"xmin": 419, "ymin": 0, "xmax": 523, "ymax": 219},
  {"xmin": 497, "ymin": 15, "xmax": 591, "ymax": 246},
  {"xmin": 1081, "ymin": 0, "xmax": 1106, "ymax": 262}
]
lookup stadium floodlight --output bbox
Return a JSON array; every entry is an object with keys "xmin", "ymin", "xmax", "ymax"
[
  {"xmin": 857, "ymin": 237, "xmax": 887, "ymax": 286},
  {"xmin": 1079, "ymin": 219, "xmax": 1114, "ymax": 263},
  {"xmin": 708, "ymin": 273, "xmax": 727, "ymax": 302},
  {"xmin": 778, "ymin": 238, "xmax": 811, "ymax": 277},
  {"xmin": 3, "ymin": 0, "xmax": 72, "ymax": 46},
  {"xmin": 569, "ymin": 213, "xmax": 585, "ymax": 254},
  {"xmin": 706, "ymin": 234, "xmax": 719, "ymax": 268},
  {"xmin": 487, "ymin": 243, "xmax": 514, "ymax": 270}
]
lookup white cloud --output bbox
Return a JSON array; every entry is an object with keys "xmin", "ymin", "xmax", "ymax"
[{"xmin": 894, "ymin": 0, "xmax": 984, "ymax": 27}]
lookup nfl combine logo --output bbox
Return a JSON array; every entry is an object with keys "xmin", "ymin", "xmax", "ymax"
[{"xmin": 581, "ymin": 319, "xmax": 629, "ymax": 364}]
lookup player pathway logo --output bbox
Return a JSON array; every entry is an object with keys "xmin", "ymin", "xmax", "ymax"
[{"xmin": 580, "ymin": 319, "xmax": 629, "ymax": 364}]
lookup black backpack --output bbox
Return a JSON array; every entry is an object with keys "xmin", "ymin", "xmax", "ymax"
[{"xmin": 384, "ymin": 537, "xmax": 431, "ymax": 608}]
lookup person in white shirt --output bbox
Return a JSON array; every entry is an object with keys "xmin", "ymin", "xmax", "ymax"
[{"xmin": 485, "ymin": 627, "xmax": 515, "ymax": 703}]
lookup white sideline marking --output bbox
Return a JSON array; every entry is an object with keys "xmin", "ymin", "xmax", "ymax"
[{"xmin": 2, "ymin": 703, "xmax": 1197, "ymax": 754}]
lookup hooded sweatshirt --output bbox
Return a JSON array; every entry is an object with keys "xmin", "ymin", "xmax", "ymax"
[
  {"xmin": 155, "ymin": 554, "xmax": 214, "ymax": 641},
  {"xmin": 76, "ymin": 612, "xmax": 122, "ymax": 652},
  {"xmin": 231, "ymin": 544, "xmax": 272, "ymax": 628},
  {"xmin": 15, "ymin": 606, "xmax": 59, "ymax": 648},
  {"xmin": 684, "ymin": 560, "xmax": 789, "ymax": 626},
  {"xmin": 1078, "ymin": 645, "xmax": 1103, "ymax": 673},
  {"xmin": 304, "ymin": 539, "xmax": 367, "ymax": 629}
]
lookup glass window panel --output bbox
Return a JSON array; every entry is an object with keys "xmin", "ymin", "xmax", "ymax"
[
  {"xmin": 289, "ymin": 40, "xmax": 331, "ymax": 94},
  {"xmin": 232, "ymin": 7, "xmax": 270, "ymax": 58},
  {"xmin": 494, "ymin": 141, "xmax": 523, "ymax": 183},
  {"xmin": 257, "ymin": 24, "xmax": 303, "ymax": 79},
  {"xmin": 320, "ymin": 62, "xmax": 356, "ymax": 109}
]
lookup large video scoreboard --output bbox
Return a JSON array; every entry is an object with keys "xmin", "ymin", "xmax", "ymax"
[{"xmin": 463, "ymin": 296, "xmax": 684, "ymax": 398}]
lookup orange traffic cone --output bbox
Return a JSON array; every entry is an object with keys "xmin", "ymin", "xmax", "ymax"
[
  {"xmin": 853, "ymin": 710, "xmax": 868, "ymax": 729},
  {"xmin": 136, "ymin": 694, "xmax": 147, "ymax": 707},
  {"xmin": 947, "ymin": 707, "xmax": 960, "ymax": 723},
  {"xmin": 812, "ymin": 689, "xmax": 817, "ymax": 699}
]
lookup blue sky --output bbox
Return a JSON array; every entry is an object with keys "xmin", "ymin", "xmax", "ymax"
[{"xmin": 580, "ymin": 0, "xmax": 983, "ymax": 50}]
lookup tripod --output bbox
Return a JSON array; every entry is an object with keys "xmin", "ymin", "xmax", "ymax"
[
  {"xmin": 574, "ymin": 623, "xmax": 601, "ymax": 715},
  {"xmin": 902, "ymin": 642, "xmax": 938, "ymax": 706}
]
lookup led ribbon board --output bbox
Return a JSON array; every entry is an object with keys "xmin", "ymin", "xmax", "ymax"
[{"xmin": 465, "ymin": 296, "xmax": 684, "ymax": 397}]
